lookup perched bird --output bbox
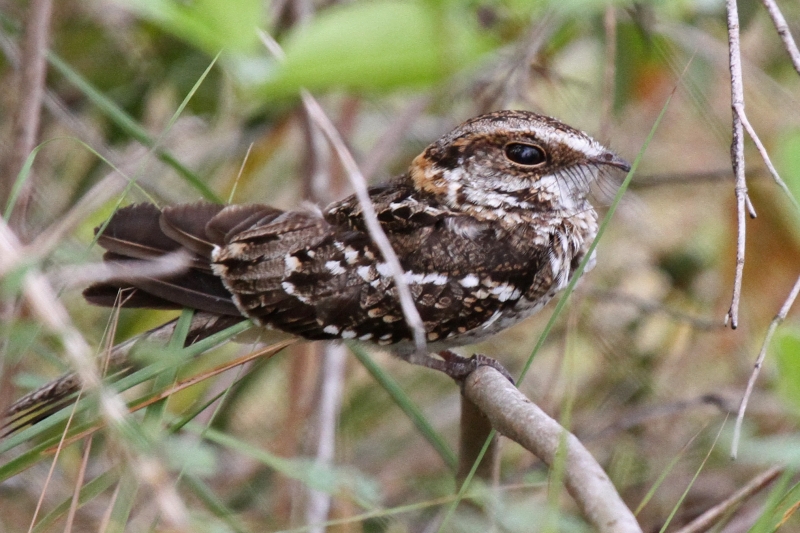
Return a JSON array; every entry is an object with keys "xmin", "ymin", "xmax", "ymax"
[{"xmin": 5, "ymin": 110, "xmax": 629, "ymax": 428}]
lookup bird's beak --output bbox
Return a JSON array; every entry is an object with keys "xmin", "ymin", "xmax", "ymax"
[{"xmin": 594, "ymin": 152, "xmax": 631, "ymax": 173}]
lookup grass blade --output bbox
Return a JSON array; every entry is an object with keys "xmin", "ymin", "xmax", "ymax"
[
  {"xmin": 46, "ymin": 52, "xmax": 221, "ymax": 202},
  {"xmin": 348, "ymin": 343, "xmax": 457, "ymax": 470}
]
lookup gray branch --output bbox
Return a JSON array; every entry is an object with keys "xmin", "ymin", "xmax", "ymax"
[{"xmin": 463, "ymin": 366, "xmax": 641, "ymax": 533}]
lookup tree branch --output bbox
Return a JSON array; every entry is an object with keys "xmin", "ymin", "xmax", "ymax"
[{"xmin": 463, "ymin": 366, "xmax": 641, "ymax": 533}]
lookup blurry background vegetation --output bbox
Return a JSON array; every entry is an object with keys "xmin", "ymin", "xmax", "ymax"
[{"xmin": 1, "ymin": 0, "xmax": 800, "ymax": 531}]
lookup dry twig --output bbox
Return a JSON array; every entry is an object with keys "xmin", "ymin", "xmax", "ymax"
[
  {"xmin": 2, "ymin": 0, "xmax": 53, "ymax": 232},
  {"xmin": 257, "ymin": 29, "xmax": 427, "ymax": 356},
  {"xmin": 761, "ymin": 0, "xmax": 800, "ymax": 76},
  {"xmin": 673, "ymin": 465, "xmax": 783, "ymax": 533},
  {"xmin": 724, "ymin": 0, "xmax": 750, "ymax": 330},
  {"xmin": 463, "ymin": 366, "xmax": 641, "ymax": 533},
  {"xmin": 732, "ymin": 273, "xmax": 800, "ymax": 458}
]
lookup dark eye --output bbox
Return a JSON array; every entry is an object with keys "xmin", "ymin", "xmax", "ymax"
[{"xmin": 504, "ymin": 143, "xmax": 546, "ymax": 166}]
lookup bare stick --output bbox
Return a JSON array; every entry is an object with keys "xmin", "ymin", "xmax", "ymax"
[
  {"xmin": 732, "ymin": 273, "xmax": 800, "ymax": 458},
  {"xmin": 301, "ymin": 92, "xmax": 427, "ymax": 354},
  {"xmin": 724, "ymin": 0, "xmax": 749, "ymax": 330},
  {"xmin": 737, "ymin": 110, "xmax": 799, "ymax": 211},
  {"xmin": 761, "ymin": 0, "xmax": 800, "ymax": 76},
  {"xmin": 463, "ymin": 366, "xmax": 641, "ymax": 533},
  {"xmin": 673, "ymin": 465, "xmax": 783, "ymax": 533},
  {"xmin": 46, "ymin": 250, "xmax": 193, "ymax": 290},
  {"xmin": 305, "ymin": 344, "xmax": 347, "ymax": 531},
  {"xmin": 2, "ymin": 0, "xmax": 53, "ymax": 232},
  {"xmin": 257, "ymin": 30, "xmax": 427, "ymax": 355}
]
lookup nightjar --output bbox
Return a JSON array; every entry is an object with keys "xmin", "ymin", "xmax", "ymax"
[{"xmin": 5, "ymin": 110, "xmax": 629, "ymax": 425}]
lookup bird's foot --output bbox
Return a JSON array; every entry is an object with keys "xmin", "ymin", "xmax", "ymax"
[{"xmin": 436, "ymin": 350, "xmax": 515, "ymax": 385}]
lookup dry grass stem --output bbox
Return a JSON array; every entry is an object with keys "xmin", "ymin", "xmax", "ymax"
[
  {"xmin": 257, "ymin": 28, "xmax": 427, "ymax": 355},
  {"xmin": 305, "ymin": 343, "xmax": 347, "ymax": 532},
  {"xmin": 463, "ymin": 366, "xmax": 642, "ymax": 533},
  {"xmin": 737, "ymin": 107, "xmax": 798, "ymax": 210},
  {"xmin": 41, "ymin": 339, "xmax": 295, "ymax": 451},
  {"xmin": 673, "ymin": 465, "xmax": 783, "ymax": 533},
  {"xmin": 761, "ymin": 0, "xmax": 800, "ymax": 76},
  {"xmin": 300, "ymin": 91, "xmax": 428, "ymax": 355},
  {"xmin": 2, "ymin": 0, "xmax": 53, "ymax": 231},
  {"xmin": 0, "ymin": 219, "xmax": 194, "ymax": 530},
  {"xmin": 732, "ymin": 273, "xmax": 800, "ymax": 458},
  {"xmin": 63, "ymin": 436, "xmax": 94, "ymax": 533},
  {"xmin": 48, "ymin": 250, "xmax": 193, "ymax": 290}
]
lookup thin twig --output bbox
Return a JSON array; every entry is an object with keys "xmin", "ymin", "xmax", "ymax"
[
  {"xmin": 305, "ymin": 344, "xmax": 347, "ymax": 530},
  {"xmin": 2, "ymin": 0, "xmax": 53, "ymax": 233},
  {"xmin": 761, "ymin": 0, "xmax": 800, "ymax": 76},
  {"xmin": 46, "ymin": 250, "xmax": 193, "ymax": 290},
  {"xmin": 257, "ymin": 29, "xmax": 427, "ymax": 355},
  {"xmin": 724, "ymin": 0, "xmax": 749, "ymax": 330},
  {"xmin": 300, "ymin": 93, "xmax": 428, "ymax": 354},
  {"xmin": 64, "ymin": 434, "xmax": 94, "ymax": 533},
  {"xmin": 673, "ymin": 465, "xmax": 783, "ymax": 533},
  {"xmin": 737, "ymin": 109, "xmax": 798, "ymax": 211},
  {"xmin": 732, "ymin": 273, "xmax": 800, "ymax": 458},
  {"xmin": 464, "ymin": 366, "xmax": 642, "ymax": 533}
]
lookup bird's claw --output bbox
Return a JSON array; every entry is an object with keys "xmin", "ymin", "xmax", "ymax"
[{"xmin": 437, "ymin": 350, "xmax": 515, "ymax": 385}]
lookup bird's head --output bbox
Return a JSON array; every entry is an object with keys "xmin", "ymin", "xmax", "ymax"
[{"xmin": 409, "ymin": 110, "xmax": 630, "ymax": 220}]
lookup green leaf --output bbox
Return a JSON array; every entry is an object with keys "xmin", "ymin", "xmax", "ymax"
[
  {"xmin": 261, "ymin": 1, "xmax": 496, "ymax": 97},
  {"xmin": 122, "ymin": 0, "xmax": 264, "ymax": 55}
]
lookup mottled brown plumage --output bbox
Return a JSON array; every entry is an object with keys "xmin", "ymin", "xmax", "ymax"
[{"xmin": 5, "ymin": 110, "xmax": 628, "ymax": 428}]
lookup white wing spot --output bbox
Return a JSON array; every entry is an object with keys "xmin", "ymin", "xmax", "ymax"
[
  {"xmin": 459, "ymin": 274, "xmax": 479, "ymax": 288},
  {"xmin": 281, "ymin": 281, "xmax": 295, "ymax": 294},
  {"xmin": 284, "ymin": 254, "xmax": 301, "ymax": 274},
  {"xmin": 324, "ymin": 325, "xmax": 340, "ymax": 335},
  {"xmin": 325, "ymin": 260, "xmax": 346, "ymax": 275},
  {"xmin": 357, "ymin": 265, "xmax": 374, "ymax": 281},
  {"xmin": 344, "ymin": 247, "xmax": 359, "ymax": 264}
]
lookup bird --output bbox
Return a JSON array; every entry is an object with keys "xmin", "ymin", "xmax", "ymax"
[{"xmin": 4, "ymin": 110, "xmax": 629, "ymax": 429}]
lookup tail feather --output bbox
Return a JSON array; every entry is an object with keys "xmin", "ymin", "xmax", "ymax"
[
  {"xmin": 84, "ymin": 202, "xmax": 287, "ymax": 315},
  {"xmin": 206, "ymin": 204, "xmax": 283, "ymax": 243},
  {"xmin": 97, "ymin": 203, "xmax": 181, "ymax": 260},
  {"xmin": 160, "ymin": 202, "xmax": 226, "ymax": 257},
  {"xmin": 2, "ymin": 202, "xmax": 287, "ymax": 436}
]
